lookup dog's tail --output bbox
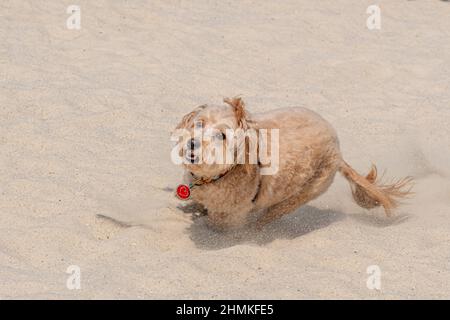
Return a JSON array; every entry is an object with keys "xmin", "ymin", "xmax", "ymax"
[{"xmin": 339, "ymin": 160, "xmax": 413, "ymax": 216}]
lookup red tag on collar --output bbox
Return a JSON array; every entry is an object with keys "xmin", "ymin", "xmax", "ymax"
[{"xmin": 176, "ymin": 184, "xmax": 191, "ymax": 200}]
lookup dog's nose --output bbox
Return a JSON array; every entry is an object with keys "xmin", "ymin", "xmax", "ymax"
[{"xmin": 188, "ymin": 138, "xmax": 200, "ymax": 150}]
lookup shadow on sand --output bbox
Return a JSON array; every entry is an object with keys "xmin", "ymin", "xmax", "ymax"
[{"xmin": 178, "ymin": 204, "xmax": 346, "ymax": 250}]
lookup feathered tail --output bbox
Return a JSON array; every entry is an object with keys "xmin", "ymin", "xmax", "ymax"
[{"xmin": 339, "ymin": 160, "xmax": 413, "ymax": 216}]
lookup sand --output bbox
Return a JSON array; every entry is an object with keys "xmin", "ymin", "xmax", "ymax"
[{"xmin": 0, "ymin": 0, "xmax": 449, "ymax": 299}]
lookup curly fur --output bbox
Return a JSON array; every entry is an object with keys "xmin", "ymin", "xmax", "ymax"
[{"xmin": 175, "ymin": 97, "xmax": 413, "ymax": 230}]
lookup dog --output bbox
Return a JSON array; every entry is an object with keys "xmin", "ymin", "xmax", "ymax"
[{"xmin": 173, "ymin": 97, "xmax": 413, "ymax": 230}]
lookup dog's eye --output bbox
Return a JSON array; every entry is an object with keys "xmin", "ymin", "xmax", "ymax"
[
  {"xmin": 215, "ymin": 132, "xmax": 226, "ymax": 140},
  {"xmin": 194, "ymin": 121, "xmax": 203, "ymax": 128}
]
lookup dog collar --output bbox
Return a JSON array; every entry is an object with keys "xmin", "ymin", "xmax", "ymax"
[
  {"xmin": 189, "ymin": 167, "xmax": 235, "ymax": 187},
  {"xmin": 176, "ymin": 166, "xmax": 236, "ymax": 200}
]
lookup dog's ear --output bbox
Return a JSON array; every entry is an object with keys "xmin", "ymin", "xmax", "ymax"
[
  {"xmin": 175, "ymin": 105, "xmax": 206, "ymax": 129},
  {"xmin": 224, "ymin": 97, "xmax": 248, "ymax": 130}
]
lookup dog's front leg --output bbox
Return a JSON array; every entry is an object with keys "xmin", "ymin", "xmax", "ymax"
[
  {"xmin": 207, "ymin": 204, "xmax": 253, "ymax": 232},
  {"xmin": 255, "ymin": 193, "xmax": 312, "ymax": 229}
]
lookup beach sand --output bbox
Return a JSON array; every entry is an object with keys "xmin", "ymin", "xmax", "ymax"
[{"xmin": 0, "ymin": 0, "xmax": 449, "ymax": 299}]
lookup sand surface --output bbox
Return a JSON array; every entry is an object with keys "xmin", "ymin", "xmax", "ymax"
[{"xmin": 1, "ymin": 0, "xmax": 449, "ymax": 299}]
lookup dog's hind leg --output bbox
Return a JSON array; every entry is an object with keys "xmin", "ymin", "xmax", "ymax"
[{"xmin": 256, "ymin": 155, "xmax": 339, "ymax": 228}]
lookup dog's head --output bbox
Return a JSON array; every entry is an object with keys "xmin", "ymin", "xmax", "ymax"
[{"xmin": 174, "ymin": 97, "xmax": 249, "ymax": 179}]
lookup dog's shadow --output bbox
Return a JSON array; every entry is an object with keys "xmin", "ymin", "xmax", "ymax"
[{"xmin": 179, "ymin": 204, "xmax": 346, "ymax": 250}]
